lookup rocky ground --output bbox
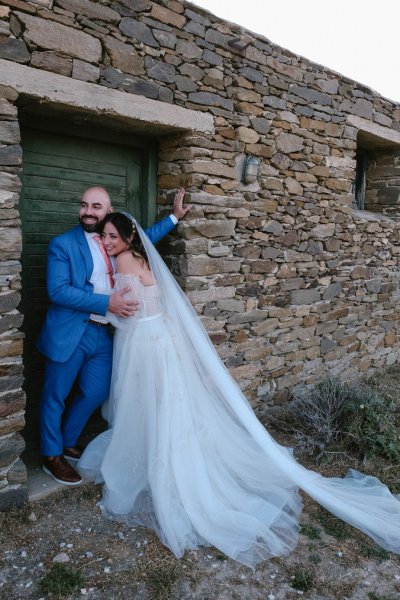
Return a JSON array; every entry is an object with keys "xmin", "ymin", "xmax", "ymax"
[
  {"xmin": 1, "ymin": 451, "xmax": 399, "ymax": 600},
  {"xmin": 2, "ymin": 368, "xmax": 400, "ymax": 599}
]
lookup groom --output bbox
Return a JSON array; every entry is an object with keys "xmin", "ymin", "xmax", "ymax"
[{"xmin": 37, "ymin": 186, "xmax": 190, "ymax": 486}]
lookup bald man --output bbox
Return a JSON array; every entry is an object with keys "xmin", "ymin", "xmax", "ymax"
[{"xmin": 37, "ymin": 186, "xmax": 190, "ymax": 485}]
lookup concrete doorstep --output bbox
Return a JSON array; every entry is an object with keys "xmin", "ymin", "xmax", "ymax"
[{"xmin": 25, "ymin": 452, "xmax": 86, "ymax": 503}]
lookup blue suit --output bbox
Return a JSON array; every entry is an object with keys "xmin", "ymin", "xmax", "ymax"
[{"xmin": 37, "ymin": 217, "xmax": 175, "ymax": 456}]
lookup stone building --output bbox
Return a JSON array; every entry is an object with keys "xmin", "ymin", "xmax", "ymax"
[{"xmin": 0, "ymin": 0, "xmax": 400, "ymax": 509}]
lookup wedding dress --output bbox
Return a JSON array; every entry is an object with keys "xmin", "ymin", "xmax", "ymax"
[{"xmin": 78, "ymin": 220, "xmax": 400, "ymax": 568}]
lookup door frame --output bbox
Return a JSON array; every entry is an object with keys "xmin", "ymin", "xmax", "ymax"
[{"xmin": 18, "ymin": 113, "xmax": 159, "ymax": 451}]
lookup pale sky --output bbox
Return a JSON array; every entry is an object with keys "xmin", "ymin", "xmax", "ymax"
[{"xmin": 190, "ymin": 0, "xmax": 400, "ymax": 103}]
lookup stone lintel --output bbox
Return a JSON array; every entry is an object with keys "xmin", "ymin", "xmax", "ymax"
[
  {"xmin": 347, "ymin": 114, "xmax": 400, "ymax": 148},
  {"xmin": 0, "ymin": 59, "xmax": 214, "ymax": 135}
]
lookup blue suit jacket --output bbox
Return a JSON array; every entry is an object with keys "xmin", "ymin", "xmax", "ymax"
[{"xmin": 37, "ymin": 217, "xmax": 175, "ymax": 362}]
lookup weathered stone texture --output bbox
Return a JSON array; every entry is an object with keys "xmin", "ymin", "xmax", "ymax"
[
  {"xmin": 0, "ymin": 391, "xmax": 25, "ymax": 419},
  {"xmin": 16, "ymin": 12, "xmax": 102, "ymax": 62},
  {"xmin": 117, "ymin": 0, "xmax": 152, "ymax": 12},
  {"xmin": 0, "ymin": 120, "xmax": 20, "ymax": 144},
  {"xmin": 57, "ymin": 0, "xmax": 121, "ymax": 23},
  {"xmin": 150, "ymin": 3, "xmax": 186, "ymax": 27},
  {"xmin": 275, "ymin": 133, "xmax": 304, "ymax": 153},
  {"xmin": 0, "ymin": 433, "xmax": 25, "ymax": 469},
  {"xmin": 7, "ymin": 458, "xmax": 27, "ymax": 485},
  {"xmin": 0, "ymin": 230, "xmax": 22, "ymax": 258},
  {"xmin": 0, "ymin": 37, "xmax": 29, "ymax": 63},
  {"xmin": 182, "ymin": 219, "xmax": 236, "ymax": 240},
  {"xmin": 103, "ymin": 37, "xmax": 144, "ymax": 75},
  {"xmin": 119, "ymin": 17, "xmax": 159, "ymax": 46},
  {"xmin": 72, "ymin": 59, "xmax": 99, "ymax": 83},
  {"xmin": 0, "ymin": 145, "xmax": 22, "ymax": 166},
  {"xmin": 30, "ymin": 51, "xmax": 72, "ymax": 76},
  {"xmin": 144, "ymin": 56, "xmax": 175, "ymax": 83}
]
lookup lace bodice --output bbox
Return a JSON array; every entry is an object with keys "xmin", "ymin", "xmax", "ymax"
[{"xmin": 113, "ymin": 273, "xmax": 162, "ymax": 319}]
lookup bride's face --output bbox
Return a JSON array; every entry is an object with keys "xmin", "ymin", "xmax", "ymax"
[{"xmin": 102, "ymin": 222, "xmax": 131, "ymax": 256}]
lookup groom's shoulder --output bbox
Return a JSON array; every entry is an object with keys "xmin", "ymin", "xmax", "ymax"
[
  {"xmin": 49, "ymin": 225, "xmax": 85, "ymax": 252},
  {"xmin": 50, "ymin": 225, "xmax": 82, "ymax": 248}
]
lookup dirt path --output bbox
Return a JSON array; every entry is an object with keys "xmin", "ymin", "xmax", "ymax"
[{"xmin": 1, "ymin": 480, "xmax": 399, "ymax": 600}]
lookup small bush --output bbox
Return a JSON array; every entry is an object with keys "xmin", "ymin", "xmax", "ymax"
[
  {"xmin": 291, "ymin": 568, "xmax": 314, "ymax": 592},
  {"xmin": 361, "ymin": 543, "xmax": 390, "ymax": 561},
  {"xmin": 341, "ymin": 393, "xmax": 400, "ymax": 462},
  {"xmin": 368, "ymin": 593, "xmax": 397, "ymax": 600},
  {"xmin": 273, "ymin": 375, "xmax": 400, "ymax": 461},
  {"xmin": 281, "ymin": 377, "xmax": 361, "ymax": 455},
  {"xmin": 300, "ymin": 523, "xmax": 321, "ymax": 540},
  {"xmin": 212, "ymin": 549, "xmax": 227, "ymax": 561},
  {"xmin": 39, "ymin": 564, "xmax": 84, "ymax": 597},
  {"xmin": 146, "ymin": 563, "xmax": 179, "ymax": 600},
  {"xmin": 309, "ymin": 552, "xmax": 322, "ymax": 564},
  {"xmin": 314, "ymin": 508, "xmax": 353, "ymax": 540}
]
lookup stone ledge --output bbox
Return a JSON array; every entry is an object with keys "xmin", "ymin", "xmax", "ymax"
[
  {"xmin": 347, "ymin": 114, "xmax": 400, "ymax": 147},
  {"xmin": 352, "ymin": 209, "xmax": 399, "ymax": 224},
  {"xmin": 0, "ymin": 59, "xmax": 214, "ymax": 135}
]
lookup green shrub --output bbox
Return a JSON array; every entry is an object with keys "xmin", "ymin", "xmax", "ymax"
[
  {"xmin": 313, "ymin": 508, "xmax": 353, "ymax": 540},
  {"xmin": 309, "ymin": 551, "xmax": 322, "ymax": 564},
  {"xmin": 275, "ymin": 374, "xmax": 400, "ymax": 461},
  {"xmin": 300, "ymin": 523, "xmax": 321, "ymax": 540},
  {"xmin": 341, "ymin": 393, "xmax": 400, "ymax": 461},
  {"xmin": 291, "ymin": 568, "xmax": 314, "ymax": 592},
  {"xmin": 146, "ymin": 563, "xmax": 179, "ymax": 600},
  {"xmin": 368, "ymin": 593, "xmax": 397, "ymax": 600},
  {"xmin": 280, "ymin": 377, "xmax": 358, "ymax": 455},
  {"xmin": 39, "ymin": 564, "xmax": 84, "ymax": 597},
  {"xmin": 360, "ymin": 543, "xmax": 390, "ymax": 561}
]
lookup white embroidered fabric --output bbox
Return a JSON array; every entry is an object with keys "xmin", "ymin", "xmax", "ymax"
[
  {"xmin": 108, "ymin": 274, "xmax": 162, "ymax": 327},
  {"xmin": 79, "ymin": 221, "xmax": 400, "ymax": 568}
]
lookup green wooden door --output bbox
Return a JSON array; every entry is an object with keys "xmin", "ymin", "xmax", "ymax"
[{"xmin": 20, "ymin": 128, "xmax": 155, "ymax": 450}]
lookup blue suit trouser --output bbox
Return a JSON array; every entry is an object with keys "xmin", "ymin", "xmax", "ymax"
[{"xmin": 40, "ymin": 324, "xmax": 113, "ymax": 456}]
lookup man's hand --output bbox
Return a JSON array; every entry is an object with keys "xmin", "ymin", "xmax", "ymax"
[
  {"xmin": 172, "ymin": 187, "xmax": 192, "ymax": 220},
  {"xmin": 108, "ymin": 287, "xmax": 139, "ymax": 317}
]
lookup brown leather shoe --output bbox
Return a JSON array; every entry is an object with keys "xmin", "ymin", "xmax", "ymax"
[
  {"xmin": 63, "ymin": 446, "xmax": 83, "ymax": 462},
  {"xmin": 42, "ymin": 455, "xmax": 82, "ymax": 486}
]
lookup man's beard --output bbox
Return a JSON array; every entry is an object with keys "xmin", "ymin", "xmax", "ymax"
[{"xmin": 79, "ymin": 216, "xmax": 103, "ymax": 233}]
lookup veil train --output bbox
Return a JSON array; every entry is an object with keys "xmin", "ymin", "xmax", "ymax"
[{"xmin": 79, "ymin": 217, "xmax": 400, "ymax": 568}]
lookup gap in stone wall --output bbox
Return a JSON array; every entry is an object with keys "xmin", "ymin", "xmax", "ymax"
[{"xmin": 355, "ymin": 130, "xmax": 400, "ymax": 219}]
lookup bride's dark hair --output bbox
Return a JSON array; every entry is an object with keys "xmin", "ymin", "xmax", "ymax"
[{"xmin": 101, "ymin": 212, "xmax": 148, "ymax": 265}]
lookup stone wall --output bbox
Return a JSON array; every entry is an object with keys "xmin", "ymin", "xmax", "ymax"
[
  {"xmin": 0, "ymin": 0, "xmax": 400, "ymax": 508},
  {"xmin": 365, "ymin": 149, "xmax": 400, "ymax": 219},
  {"xmin": 0, "ymin": 79, "xmax": 27, "ymax": 508}
]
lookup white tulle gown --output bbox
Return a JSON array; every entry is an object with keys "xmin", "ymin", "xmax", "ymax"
[{"xmin": 78, "ymin": 222, "xmax": 400, "ymax": 568}]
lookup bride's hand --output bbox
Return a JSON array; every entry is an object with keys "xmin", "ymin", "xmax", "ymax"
[{"xmin": 108, "ymin": 287, "xmax": 139, "ymax": 317}]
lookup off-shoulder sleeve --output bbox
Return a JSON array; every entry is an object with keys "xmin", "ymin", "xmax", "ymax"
[
  {"xmin": 113, "ymin": 273, "xmax": 145, "ymax": 304},
  {"xmin": 107, "ymin": 273, "xmax": 145, "ymax": 330}
]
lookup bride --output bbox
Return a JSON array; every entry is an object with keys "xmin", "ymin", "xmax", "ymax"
[{"xmin": 78, "ymin": 211, "xmax": 400, "ymax": 568}]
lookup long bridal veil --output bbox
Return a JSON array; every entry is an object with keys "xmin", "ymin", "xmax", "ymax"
[
  {"xmin": 80, "ymin": 216, "xmax": 400, "ymax": 568},
  {"xmin": 136, "ymin": 221, "xmax": 400, "ymax": 557}
]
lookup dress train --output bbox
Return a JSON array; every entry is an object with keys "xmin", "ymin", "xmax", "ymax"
[{"xmin": 78, "ymin": 223, "xmax": 400, "ymax": 568}]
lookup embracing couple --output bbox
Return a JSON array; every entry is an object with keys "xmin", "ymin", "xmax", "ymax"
[
  {"xmin": 37, "ymin": 186, "xmax": 400, "ymax": 567},
  {"xmin": 37, "ymin": 185, "xmax": 190, "ymax": 486}
]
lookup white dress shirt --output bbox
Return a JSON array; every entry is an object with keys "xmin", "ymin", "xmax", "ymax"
[{"xmin": 85, "ymin": 231, "xmax": 115, "ymax": 323}]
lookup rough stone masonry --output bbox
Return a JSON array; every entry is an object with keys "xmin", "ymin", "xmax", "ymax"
[{"xmin": 0, "ymin": 0, "xmax": 399, "ymax": 508}]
